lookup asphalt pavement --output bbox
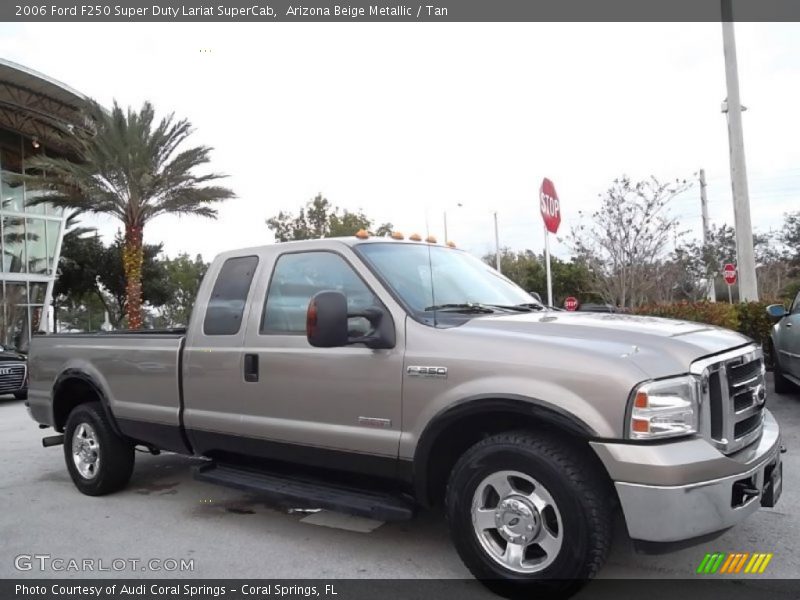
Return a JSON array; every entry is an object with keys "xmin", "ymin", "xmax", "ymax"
[{"xmin": 1, "ymin": 374, "xmax": 797, "ymax": 586}]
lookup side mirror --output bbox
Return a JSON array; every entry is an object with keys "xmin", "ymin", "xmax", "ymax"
[
  {"xmin": 766, "ymin": 304, "xmax": 788, "ymax": 321},
  {"xmin": 306, "ymin": 291, "xmax": 348, "ymax": 347},
  {"xmin": 306, "ymin": 291, "xmax": 396, "ymax": 350}
]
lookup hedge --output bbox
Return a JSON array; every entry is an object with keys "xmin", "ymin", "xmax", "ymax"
[{"xmin": 633, "ymin": 300, "xmax": 779, "ymax": 348}]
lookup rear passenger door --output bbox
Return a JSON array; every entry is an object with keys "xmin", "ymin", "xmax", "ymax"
[
  {"xmin": 237, "ymin": 248, "xmax": 405, "ymax": 473},
  {"xmin": 183, "ymin": 254, "xmax": 262, "ymax": 450}
]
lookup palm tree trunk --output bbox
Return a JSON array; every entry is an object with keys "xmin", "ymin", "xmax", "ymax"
[{"xmin": 122, "ymin": 224, "xmax": 144, "ymax": 329}]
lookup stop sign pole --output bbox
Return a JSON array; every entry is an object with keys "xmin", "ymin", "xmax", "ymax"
[{"xmin": 540, "ymin": 178, "xmax": 562, "ymax": 307}]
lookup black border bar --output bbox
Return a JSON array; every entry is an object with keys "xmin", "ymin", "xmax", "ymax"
[{"xmin": 4, "ymin": 0, "xmax": 800, "ymax": 23}]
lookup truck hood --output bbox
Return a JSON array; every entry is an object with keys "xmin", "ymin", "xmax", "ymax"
[{"xmin": 461, "ymin": 311, "xmax": 753, "ymax": 378}]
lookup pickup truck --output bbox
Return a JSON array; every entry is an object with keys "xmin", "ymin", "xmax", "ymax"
[{"xmin": 27, "ymin": 235, "xmax": 783, "ymax": 596}]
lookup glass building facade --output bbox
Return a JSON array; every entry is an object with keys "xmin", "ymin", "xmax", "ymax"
[
  {"xmin": 0, "ymin": 59, "xmax": 83, "ymax": 351},
  {"xmin": 0, "ymin": 129, "xmax": 66, "ymax": 351}
]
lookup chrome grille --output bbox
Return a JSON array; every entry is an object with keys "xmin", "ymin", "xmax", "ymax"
[
  {"xmin": 693, "ymin": 345, "xmax": 766, "ymax": 455},
  {"xmin": 0, "ymin": 361, "xmax": 25, "ymax": 393}
]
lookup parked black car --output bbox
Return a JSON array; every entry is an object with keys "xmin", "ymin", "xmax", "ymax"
[{"xmin": 0, "ymin": 346, "xmax": 27, "ymax": 399}]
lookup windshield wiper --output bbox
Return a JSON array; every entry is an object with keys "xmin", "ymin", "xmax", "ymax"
[{"xmin": 424, "ymin": 303, "xmax": 497, "ymax": 314}]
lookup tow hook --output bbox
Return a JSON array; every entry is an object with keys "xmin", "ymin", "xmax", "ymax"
[
  {"xmin": 42, "ymin": 434, "xmax": 64, "ymax": 448},
  {"xmin": 780, "ymin": 445, "xmax": 787, "ymax": 454}
]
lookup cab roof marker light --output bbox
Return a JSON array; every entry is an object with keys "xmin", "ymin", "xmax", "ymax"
[
  {"xmin": 355, "ymin": 229, "xmax": 370, "ymax": 239},
  {"xmin": 391, "ymin": 231, "xmax": 404, "ymax": 240},
  {"xmin": 409, "ymin": 233, "xmax": 422, "ymax": 241}
]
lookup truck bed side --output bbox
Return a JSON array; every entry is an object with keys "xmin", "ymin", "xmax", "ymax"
[{"xmin": 28, "ymin": 331, "xmax": 188, "ymax": 452}]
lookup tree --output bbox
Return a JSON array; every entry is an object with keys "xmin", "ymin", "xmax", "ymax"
[
  {"xmin": 55, "ymin": 231, "xmax": 171, "ymax": 329},
  {"xmin": 22, "ymin": 100, "xmax": 235, "ymax": 329},
  {"xmin": 157, "ymin": 253, "xmax": 209, "ymax": 327},
  {"xmin": 482, "ymin": 248, "xmax": 596, "ymax": 307},
  {"xmin": 567, "ymin": 176, "xmax": 692, "ymax": 308},
  {"xmin": 267, "ymin": 194, "xmax": 393, "ymax": 241}
]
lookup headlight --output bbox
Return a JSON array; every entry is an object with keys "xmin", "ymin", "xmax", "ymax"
[{"xmin": 628, "ymin": 375, "xmax": 699, "ymax": 440}]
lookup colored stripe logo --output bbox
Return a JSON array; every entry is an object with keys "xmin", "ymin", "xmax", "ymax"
[{"xmin": 696, "ymin": 552, "xmax": 773, "ymax": 574}]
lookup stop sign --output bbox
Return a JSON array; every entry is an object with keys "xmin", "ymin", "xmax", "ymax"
[
  {"xmin": 723, "ymin": 263, "xmax": 737, "ymax": 285},
  {"xmin": 539, "ymin": 178, "xmax": 561, "ymax": 234},
  {"xmin": 564, "ymin": 296, "xmax": 579, "ymax": 311}
]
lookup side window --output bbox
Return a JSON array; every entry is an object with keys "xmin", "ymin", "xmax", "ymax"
[
  {"xmin": 203, "ymin": 256, "xmax": 259, "ymax": 336},
  {"xmin": 262, "ymin": 252, "xmax": 378, "ymax": 335},
  {"xmin": 792, "ymin": 292, "xmax": 800, "ymax": 315}
]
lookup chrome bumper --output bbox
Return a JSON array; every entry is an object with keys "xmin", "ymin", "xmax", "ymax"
[{"xmin": 594, "ymin": 410, "xmax": 782, "ymax": 543}]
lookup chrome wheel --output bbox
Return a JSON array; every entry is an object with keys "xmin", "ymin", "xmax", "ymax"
[
  {"xmin": 471, "ymin": 470, "xmax": 563, "ymax": 574},
  {"xmin": 71, "ymin": 422, "xmax": 100, "ymax": 480}
]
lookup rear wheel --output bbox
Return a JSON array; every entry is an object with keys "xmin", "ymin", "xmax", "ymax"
[
  {"xmin": 446, "ymin": 431, "xmax": 612, "ymax": 598},
  {"xmin": 64, "ymin": 402, "xmax": 135, "ymax": 495}
]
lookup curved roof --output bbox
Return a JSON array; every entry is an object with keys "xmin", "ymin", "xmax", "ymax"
[{"xmin": 0, "ymin": 58, "xmax": 89, "ymax": 155}]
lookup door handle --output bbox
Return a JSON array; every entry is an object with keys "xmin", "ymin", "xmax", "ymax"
[{"xmin": 244, "ymin": 353, "xmax": 259, "ymax": 382}]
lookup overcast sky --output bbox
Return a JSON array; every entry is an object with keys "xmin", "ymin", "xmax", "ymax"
[{"xmin": 1, "ymin": 22, "xmax": 798, "ymax": 261}]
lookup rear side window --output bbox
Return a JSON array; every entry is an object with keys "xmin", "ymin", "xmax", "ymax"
[{"xmin": 203, "ymin": 256, "xmax": 259, "ymax": 336}]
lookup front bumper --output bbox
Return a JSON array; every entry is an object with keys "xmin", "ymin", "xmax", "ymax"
[{"xmin": 591, "ymin": 410, "xmax": 782, "ymax": 543}]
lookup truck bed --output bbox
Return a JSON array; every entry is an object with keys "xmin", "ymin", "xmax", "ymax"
[{"xmin": 28, "ymin": 331, "xmax": 187, "ymax": 450}]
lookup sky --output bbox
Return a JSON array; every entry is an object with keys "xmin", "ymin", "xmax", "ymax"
[{"xmin": 0, "ymin": 22, "xmax": 798, "ymax": 261}]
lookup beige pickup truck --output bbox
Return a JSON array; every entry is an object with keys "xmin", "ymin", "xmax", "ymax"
[{"xmin": 27, "ymin": 235, "xmax": 783, "ymax": 596}]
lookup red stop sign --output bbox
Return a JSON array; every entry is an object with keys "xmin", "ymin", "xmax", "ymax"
[
  {"xmin": 564, "ymin": 296, "xmax": 579, "ymax": 311},
  {"xmin": 723, "ymin": 263, "xmax": 737, "ymax": 285},
  {"xmin": 539, "ymin": 178, "xmax": 561, "ymax": 234}
]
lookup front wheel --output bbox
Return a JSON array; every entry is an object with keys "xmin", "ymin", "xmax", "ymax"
[
  {"xmin": 63, "ymin": 402, "xmax": 135, "ymax": 496},
  {"xmin": 446, "ymin": 431, "xmax": 613, "ymax": 598}
]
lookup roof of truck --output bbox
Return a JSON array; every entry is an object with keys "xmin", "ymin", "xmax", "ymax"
[{"xmin": 216, "ymin": 235, "xmax": 462, "ymax": 260}]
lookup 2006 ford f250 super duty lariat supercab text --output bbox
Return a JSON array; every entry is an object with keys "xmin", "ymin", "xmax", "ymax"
[{"xmin": 27, "ymin": 236, "xmax": 783, "ymax": 595}]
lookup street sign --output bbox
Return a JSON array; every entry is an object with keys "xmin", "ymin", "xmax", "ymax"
[
  {"xmin": 539, "ymin": 178, "xmax": 561, "ymax": 234},
  {"xmin": 564, "ymin": 296, "xmax": 579, "ymax": 311},
  {"xmin": 723, "ymin": 263, "xmax": 737, "ymax": 285}
]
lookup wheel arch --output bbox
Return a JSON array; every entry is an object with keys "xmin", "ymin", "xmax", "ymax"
[
  {"xmin": 52, "ymin": 369, "xmax": 124, "ymax": 437},
  {"xmin": 412, "ymin": 395, "xmax": 608, "ymax": 508}
]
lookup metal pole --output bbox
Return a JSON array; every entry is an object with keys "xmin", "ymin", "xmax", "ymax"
[
  {"xmin": 443, "ymin": 211, "xmax": 448, "ymax": 244},
  {"xmin": 699, "ymin": 169, "xmax": 716, "ymax": 302},
  {"xmin": 721, "ymin": 1, "xmax": 758, "ymax": 301},
  {"xmin": 493, "ymin": 211, "xmax": 501, "ymax": 273},
  {"xmin": 727, "ymin": 284, "xmax": 732, "ymax": 304},
  {"xmin": 544, "ymin": 226, "xmax": 553, "ymax": 307}
]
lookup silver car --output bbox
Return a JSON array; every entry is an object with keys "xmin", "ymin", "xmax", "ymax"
[{"xmin": 768, "ymin": 291, "xmax": 800, "ymax": 393}]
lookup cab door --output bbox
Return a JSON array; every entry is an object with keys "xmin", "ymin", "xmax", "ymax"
[{"xmin": 235, "ymin": 246, "xmax": 405, "ymax": 475}]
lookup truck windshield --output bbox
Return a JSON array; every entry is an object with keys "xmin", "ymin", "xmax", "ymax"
[{"xmin": 357, "ymin": 243, "xmax": 540, "ymax": 318}]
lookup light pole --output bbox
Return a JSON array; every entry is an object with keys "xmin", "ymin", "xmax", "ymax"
[
  {"xmin": 493, "ymin": 211, "xmax": 501, "ymax": 273},
  {"xmin": 443, "ymin": 202, "xmax": 463, "ymax": 244},
  {"xmin": 721, "ymin": 0, "xmax": 758, "ymax": 301}
]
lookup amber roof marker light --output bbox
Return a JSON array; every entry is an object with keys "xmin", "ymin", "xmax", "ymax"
[{"xmin": 355, "ymin": 229, "xmax": 370, "ymax": 239}]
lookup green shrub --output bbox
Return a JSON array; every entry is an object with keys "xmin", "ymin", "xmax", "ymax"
[
  {"xmin": 734, "ymin": 301, "xmax": 779, "ymax": 347},
  {"xmin": 633, "ymin": 300, "xmax": 739, "ymax": 331}
]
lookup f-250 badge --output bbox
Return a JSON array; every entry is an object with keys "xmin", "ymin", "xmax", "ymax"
[{"xmin": 407, "ymin": 366, "xmax": 448, "ymax": 379}]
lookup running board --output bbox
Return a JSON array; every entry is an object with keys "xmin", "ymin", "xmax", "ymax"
[{"xmin": 194, "ymin": 462, "xmax": 414, "ymax": 521}]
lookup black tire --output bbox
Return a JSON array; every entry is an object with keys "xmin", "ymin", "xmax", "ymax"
[
  {"xmin": 63, "ymin": 402, "xmax": 134, "ymax": 496},
  {"xmin": 772, "ymin": 343, "xmax": 793, "ymax": 395},
  {"xmin": 13, "ymin": 390, "xmax": 27, "ymax": 400},
  {"xmin": 446, "ymin": 431, "xmax": 613, "ymax": 599}
]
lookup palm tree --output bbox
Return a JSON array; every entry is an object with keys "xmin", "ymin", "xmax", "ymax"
[{"xmin": 22, "ymin": 100, "xmax": 235, "ymax": 329}]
